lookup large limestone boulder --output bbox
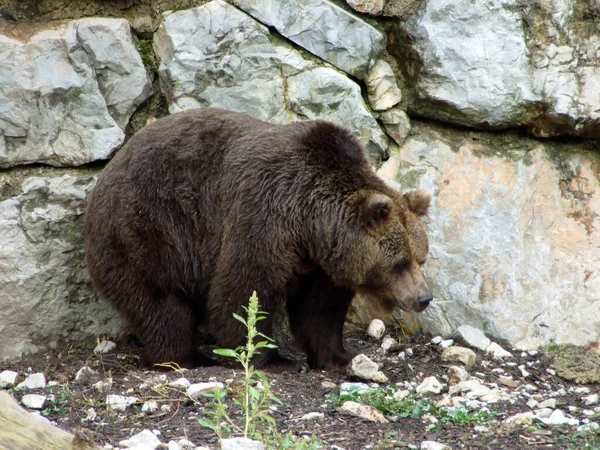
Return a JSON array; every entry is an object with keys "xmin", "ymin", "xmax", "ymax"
[
  {"xmin": 0, "ymin": 172, "xmax": 120, "ymax": 362},
  {"xmin": 394, "ymin": 0, "xmax": 600, "ymax": 138},
  {"xmin": 377, "ymin": 123, "xmax": 600, "ymax": 350},
  {"xmin": 0, "ymin": 18, "xmax": 152, "ymax": 168},
  {"xmin": 231, "ymin": 0, "xmax": 386, "ymax": 78},
  {"xmin": 154, "ymin": 0, "xmax": 388, "ymax": 160}
]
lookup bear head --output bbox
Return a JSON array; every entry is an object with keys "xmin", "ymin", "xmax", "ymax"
[{"xmin": 352, "ymin": 189, "xmax": 432, "ymax": 314}]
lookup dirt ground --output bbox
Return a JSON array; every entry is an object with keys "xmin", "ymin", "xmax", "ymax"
[{"xmin": 2, "ymin": 329, "xmax": 599, "ymax": 450}]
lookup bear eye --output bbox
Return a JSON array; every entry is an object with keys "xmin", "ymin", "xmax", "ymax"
[{"xmin": 393, "ymin": 260, "xmax": 410, "ymax": 273}]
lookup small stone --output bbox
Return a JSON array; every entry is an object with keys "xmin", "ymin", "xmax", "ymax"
[
  {"xmin": 94, "ymin": 378, "xmax": 113, "ymax": 394},
  {"xmin": 142, "ymin": 401, "xmax": 159, "ymax": 414},
  {"xmin": 526, "ymin": 399, "xmax": 539, "ymax": 409},
  {"xmin": 416, "ymin": 377, "xmax": 443, "ymax": 397},
  {"xmin": 439, "ymin": 339, "xmax": 454, "ymax": 348},
  {"xmin": 485, "ymin": 342, "xmax": 513, "ymax": 359},
  {"xmin": 497, "ymin": 375, "xmax": 519, "ymax": 389},
  {"xmin": 538, "ymin": 399, "xmax": 557, "ymax": 409},
  {"xmin": 177, "ymin": 439, "xmax": 196, "ymax": 450},
  {"xmin": 534, "ymin": 408, "xmax": 554, "ymax": 419},
  {"xmin": 577, "ymin": 422, "xmax": 599, "ymax": 433},
  {"xmin": 380, "ymin": 108, "xmax": 411, "ymax": 146},
  {"xmin": 0, "ymin": 370, "xmax": 18, "ymax": 389},
  {"xmin": 119, "ymin": 429, "xmax": 161, "ymax": 449},
  {"xmin": 346, "ymin": 0, "xmax": 386, "ymax": 15},
  {"xmin": 449, "ymin": 379, "xmax": 489, "ymax": 397},
  {"xmin": 393, "ymin": 389, "xmax": 410, "ymax": 401},
  {"xmin": 348, "ymin": 354, "xmax": 380, "ymax": 381},
  {"xmin": 94, "ymin": 340, "xmax": 117, "ymax": 354},
  {"xmin": 187, "ymin": 382, "xmax": 224, "ymax": 399},
  {"xmin": 219, "ymin": 437, "xmax": 266, "ymax": 450},
  {"xmin": 448, "ymin": 366, "xmax": 470, "ymax": 385},
  {"xmin": 339, "ymin": 401, "xmax": 389, "ymax": 423},
  {"xmin": 300, "ymin": 412, "xmax": 325, "ymax": 420},
  {"xmin": 21, "ymin": 394, "xmax": 47, "ymax": 409},
  {"xmin": 584, "ymin": 394, "xmax": 599, "ymax": 406},
  {"xmin": 421, "ymin": 441, "xmax": 452, "ymax": 450},
  {"xmin": 339, "ymin": 382, "xmax": 373, "ymax": 396},
  {"xmin": 504, "ymin": 411, "xmax": 535, "ymax": 426},
  {"xmin": 106, "ymin": 394, "xmax": 139, "ymax": 411},
  {"xmin": 441, "ymin": 346, "xmax": 477, "ymax": 367},
  {"xmin": 575, "ymin": 387, "xmax": 590, "ymax": 394},
  {"xmin": 372, "ymin": 371, "xmax": 389, "ymax": 383},
  {"xmin": 168, "ymin": 441, "xmax": 182, "ymax": 450},
  {"xmin": 455, "ymin": 325, "xmax": 491, "ymax": 351},
  {"xmin": 379, "ymin": 336, "xmax": 398, "ymax": 354},
  {"xmin": 16, "ymin": 373, "xmax": 46, "ymax": 390},
  {"xmin": 168, "ymin": 378, "xmax": 191, "ymax": 388},
  {"xmin": 366, "ymin": 319, "xmax": 386, "ymax": 339},
  {"xmin": 365, "ymin": 59, "xmax": 402, "ymax": 111},
  {"xmin": 546, "ymin": 368, "xmax": 556, "ymax": 376},
  {"xmin": 405, "ymin": 348, "xmax": 414, "ymax": 357},
  {"xmin": 321, "ymin": 381, "xmax": 337, "ymax": 390},
  {"xmin": 518, "ymin": 365, "xmax": 530, "ymax": 377},
  {"xmin": 431, "ymin": 336, "xmax": 443, "ymax": 345},
  {"xmin": 74, "ymin": 366, "xmax": 100, "ymax": 383},
  {"xmin": 538, "ymin": 409, "xmax": 579, "ymax": 426},
  {"xmin": 84, "ymin": 408, "xmax": 97, "ymax": 421}
]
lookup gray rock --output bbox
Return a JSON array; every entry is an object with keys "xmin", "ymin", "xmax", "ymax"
[
  {"xmin": 378, "ymin": 126, "xmax": 600, "ymax": 350},
  {"xmin": 439, "ymin": 339, "xmax": 454, "ymax": 349},
  {"xmin": 379, "ymin": 108, "xmax": 411, "ymax": 146},
  {"xmin": 94, "ymin": 378, "xmax": 113, "ymax": 394},
  {"xmin": 431, "ymin": 336, "xmax": 443, "ymax": 345},
  {"xmin": 74, "ymin": 366, "xmax": 100, "ymax": 383},
  {"xmin": 421, "ymin": 442, "xmax": 452, "ymax": 450},
  {"xmin": 142, "ymin": 401, "xmax": 159, "ymax": 414},
  {"xmin": 455, "ymin": 325, "xmax": 491, "ymax": 351},
  {"xmin": 538, "ymin": 409, "xmax": 579, "ymax": 426},
  {"xmin": 154, "ymin": 0, "xmax": 304, "ymax": 123},
  {"xmin": 219, "ymin": 438, "xmax": 266, "ymax": 450},
  {"xmin": 365, "ymin": 60, "xmax": 402, "ymax": 111},
  {"xmin": 578, "ymin": 422, "xmax": 600, "ymax": 433},
  {"xmin": 584, "ymin": 394, "xmax": 599, "ymax": 406},
  {"xmin": 0, "ymin": 370, "xmax": 18, "ymax": 388},
  {"xmin": 119, "ymin": 429, "xmax": 161, "ymax": 449},
  {"xmin": 398, "ymin": 0, "xmax": 600, "ymax": 138},
  {"xmin": 21, "ymin": 394, "xmax": 47, "ymax": 409},
  {"xmin": 16, "ymin": 373, "xmax": 46, "ymax": 390},
  {"xmin": 485, "ymin": 343, "xmax": 513, "ymax": 360},
  {"xmin": 379, "ymin": 336, "xmax": 398, "ymax": 354},
  {"xmin": 347, "ymin": 354, "xmax": 380, "ymax": 381},
  {"xmin": 0, "ymin": 173, "xmax": 120, "ymax": 363},
  {"xmin": 448, "ymin": 366, "xmax": 469, "ymax": 385},
  {"xmin": 286, "ymin": 67, "xmax": 389, "ymax": 160},
  {"xmin": 0, "ymin": 19, "xmax": 151, "ymax": 168},
  {"xmin": 416, "ymin": 376, "xmax": 443, "ymax": 397},
  {"xmin": 504, "ymin": 411, "xmax": 535, "ymax": 427},
  {"xmin": 106, "ymin": 394, "xmax": 139, "ymax": 411},
  {"xmin": 231, "ymin": 0, "xmax": 385, "ymax": 78},
  {"xmin": 299, "ymin": 412, "xmax": 325, "ymax": 420},
  {"xmin": 187, "ymin": 382, "xmax": 224, "ymax": 399},
  {"xmin": 154, "ymin": 1, "xmax": 387, "ymax": 161},
  {"xmin": 366, "ymin": 319, "xmax": 386, "ymax": 339},
  {"xmin": 168, "ymin": 378, "xmax": 191, "ymax": 388}
]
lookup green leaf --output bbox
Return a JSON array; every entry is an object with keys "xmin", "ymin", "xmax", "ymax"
[
  {"xmin": 198, "ymin": 418, "xmax": 216, "ymax": 431},
  {"xmin": 232, "ymin": 313, "xmax": 247, "ymax": 326},
  {"xmin": 213, "ymin": 348, "xmax": 239, "ymax": 358}
]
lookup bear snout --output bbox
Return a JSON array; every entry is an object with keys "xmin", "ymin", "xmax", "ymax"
[{"xmin": 416, "ymin": 292, "xmax": 433, "ymax": 312}]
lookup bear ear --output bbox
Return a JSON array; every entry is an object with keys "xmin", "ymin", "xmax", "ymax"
[
  {"xmin": 362, "ymin": 193, "xmax": 393, "ymax": 226},
  {"xmin": 403, "ymin": 190, "xmax": 431, "ymax": 216}
]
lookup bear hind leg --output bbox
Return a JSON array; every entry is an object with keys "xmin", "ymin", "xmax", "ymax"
[{"xmin": 125, "ymin": 292, "xmax": 207, "ymax": 369}]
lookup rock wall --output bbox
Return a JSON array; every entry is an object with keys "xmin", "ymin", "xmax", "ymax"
[{"xmin": 1, "ymin": 0, "xmax": 599, "ymax": 361}]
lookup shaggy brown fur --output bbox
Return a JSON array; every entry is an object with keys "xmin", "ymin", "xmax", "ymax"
[{"xmin": 85, "ymin": 108, "xmax": 432, "ymax": 370}]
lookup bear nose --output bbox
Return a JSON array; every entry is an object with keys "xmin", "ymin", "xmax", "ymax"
[{"xmin": 417, "ymin": 293, "xmax": 433, "ymax": 310}]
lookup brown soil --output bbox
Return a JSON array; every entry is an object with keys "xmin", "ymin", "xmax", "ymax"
[{"xmin": 3, "ymin": 331, "xmax": 599, "ymax": 450}]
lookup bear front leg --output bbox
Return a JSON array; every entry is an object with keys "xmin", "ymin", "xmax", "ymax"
[{"xmin": 287, "ymin": 269, "xmax": 355, "ymax": 370}]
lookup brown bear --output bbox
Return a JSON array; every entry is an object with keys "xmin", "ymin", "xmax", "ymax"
[{"xmin": 85, "ymin": 108, "xmax": 432, "ymax": 371}]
